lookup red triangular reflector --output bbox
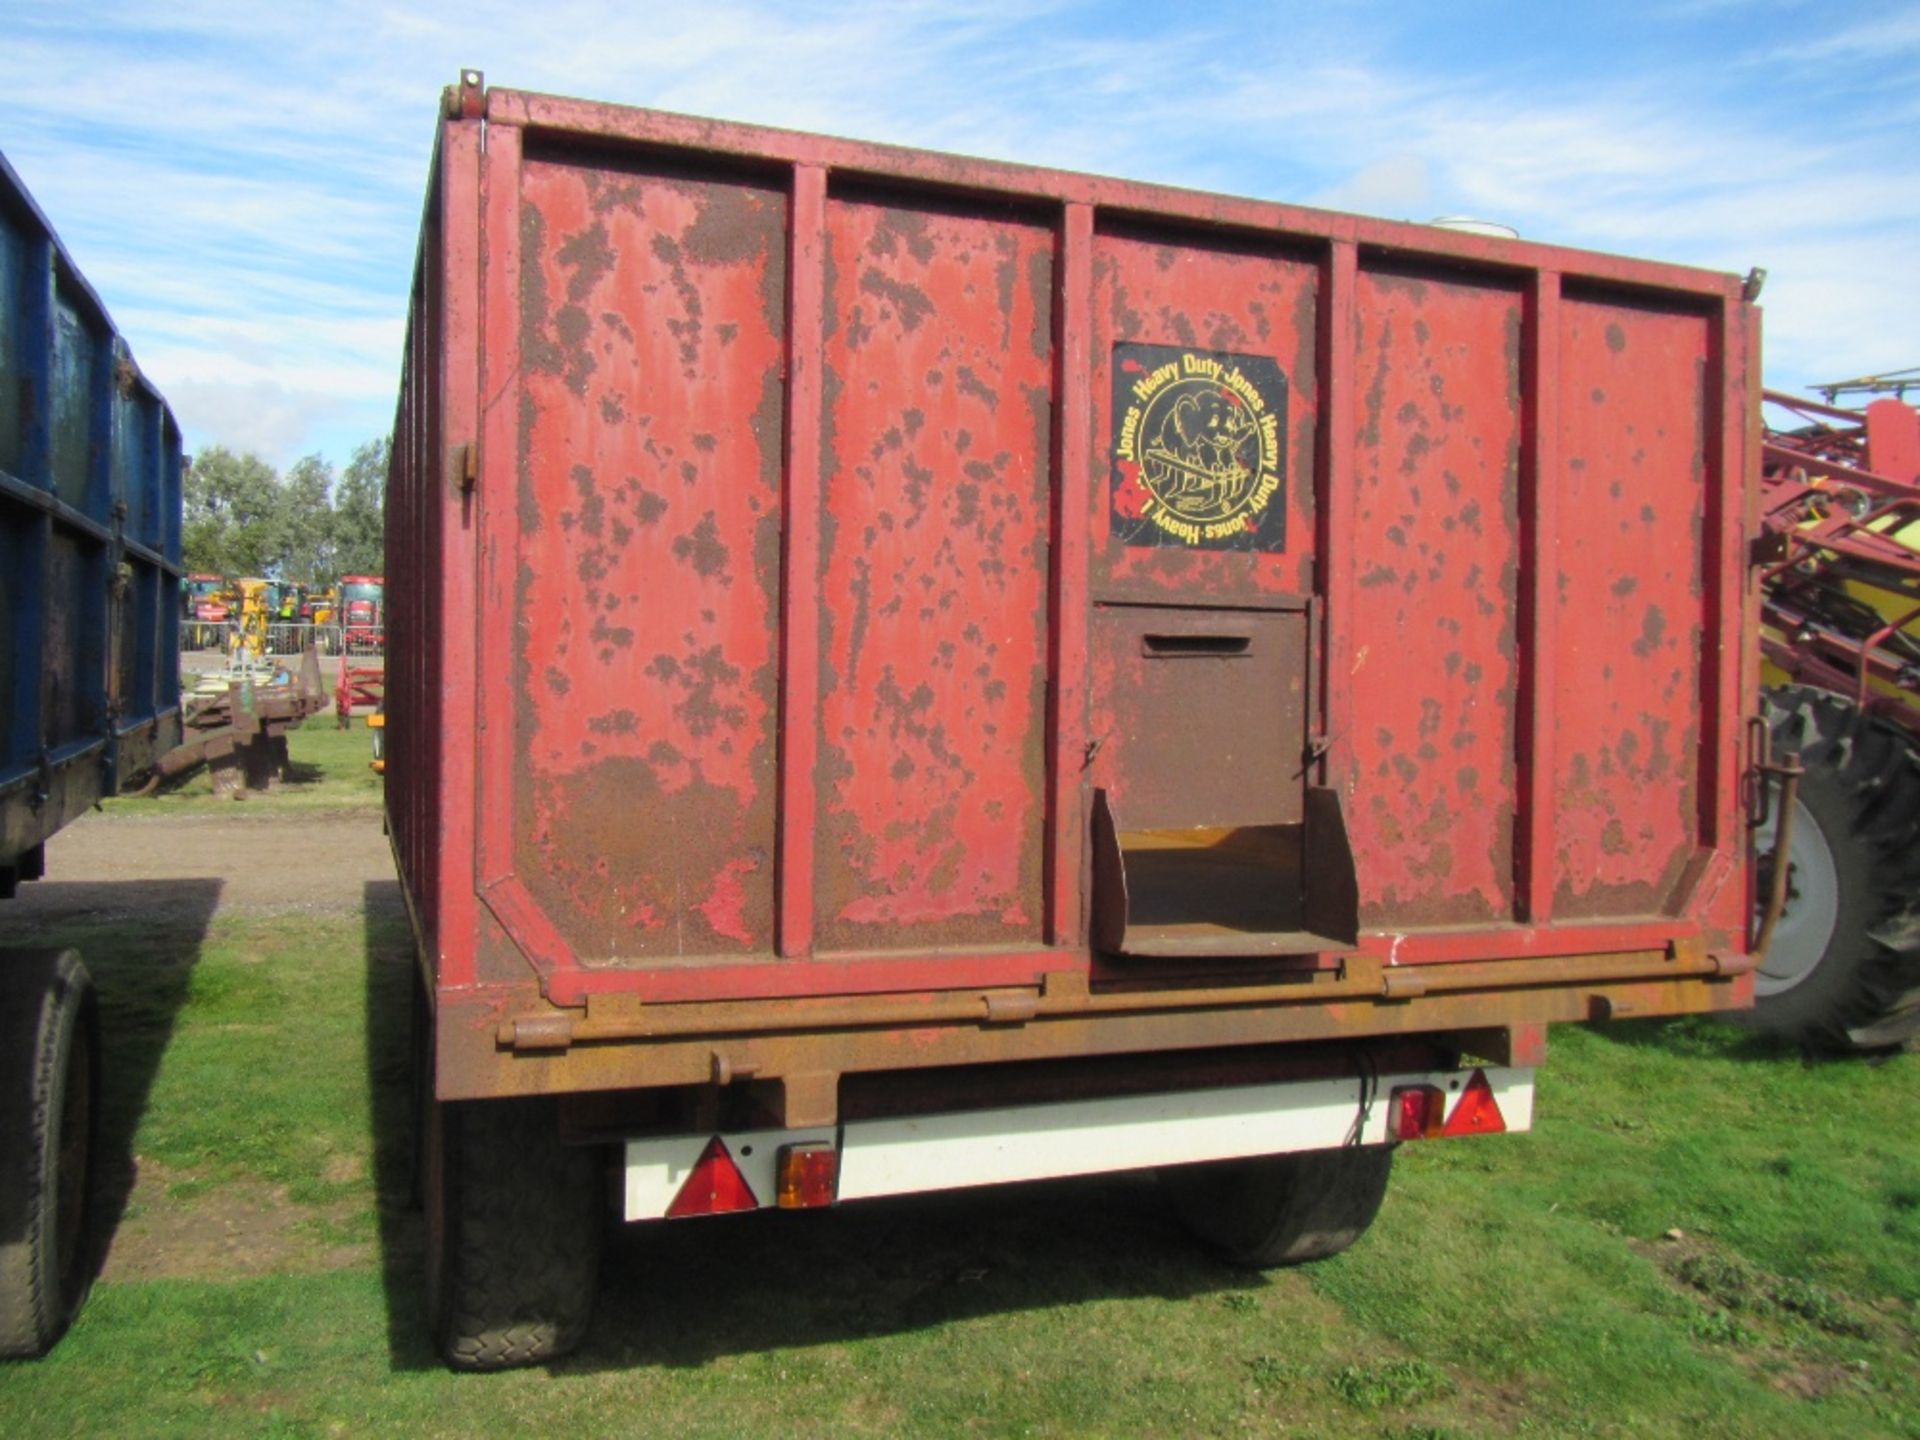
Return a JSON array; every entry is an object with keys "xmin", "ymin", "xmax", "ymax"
[
  {"xmin": 667, "ymin": 1137, "xmax": 760, "ymax": 1217},
  {"xmin": 1442, "ymin": 1069, "xmax": 1507, "ymax": 1137}
]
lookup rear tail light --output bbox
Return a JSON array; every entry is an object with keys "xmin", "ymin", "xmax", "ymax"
[
  {"xmin": 1389, "ymin": 1068, "xmax": 1508, "ymax": 1141},
  {"xmin": 666, "ymin": 1137, "xmax": 759, "ymax": 1218},
  {"xmin": 776, "ymin": 1142, "xmax": 839, "ymax": 1209},
  {"xmin": 1389, "ymin": 1084, "xmax": 1446, "ymax": 1140}
]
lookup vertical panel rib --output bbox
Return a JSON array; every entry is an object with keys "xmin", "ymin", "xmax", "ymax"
[
  {"xmin": 447, "ymin": 116, "xmax": 504, "ymax": 985},
  {"xmin": 778, "ymin": 163, "xmax": 827, "ymax": 958},
  {"xmin": 1318, "ymin": 240, "xmax": 1357, "ymax": 786},
  {"xmin": 1518, "ymin": 270, "xmax": 1560, "ymax": 924},
  {"xmin": 1701, "ymin": 297, "xmax": 1747, "ymax": 852},
  {"xmin": 9, "ymin": 235, "xmax": 53, "ymax": 772},
  {"xmin": 1045, "ymin": 202, "xmax": 1094, "ymax": 946}
]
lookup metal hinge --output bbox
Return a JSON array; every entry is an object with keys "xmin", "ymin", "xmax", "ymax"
[
  {"xmin": 446, "ymin": 68, "xmax": 485, "ymax": 121},
  {"xmin": 982, "ymin": 991, "xmax": 1039, "ymax": 1025}
]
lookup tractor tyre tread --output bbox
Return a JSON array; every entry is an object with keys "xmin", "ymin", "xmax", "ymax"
[{"xmin": 1749, "ymin": 685, "xmax": 1920, "ymax": 1052}]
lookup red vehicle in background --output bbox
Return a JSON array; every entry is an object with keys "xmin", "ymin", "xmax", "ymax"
[
  {"xmin": 339, "ymin": 574, "xmax": 385, "ymax": 653},
  {"xmin": 181, "ymin": 573, "xmax": 231, "ymax": 650},
  {"xmin": 183, "ymin": 573, "xmax": 230, "ymax": 623}
]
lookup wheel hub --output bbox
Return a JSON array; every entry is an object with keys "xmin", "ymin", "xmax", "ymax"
[{"xmin": 1753, "ymin": 794, "xmax": 1840, "ymax": 997}]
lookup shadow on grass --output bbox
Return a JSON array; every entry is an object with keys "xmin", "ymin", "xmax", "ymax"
[
  {"xmin": 358, "ymin": 878, "xmax": 1250, "ymax": 1373},
  {"xmin": 0, "ymin": 876, "xmax": 222, "ymax": 1298},
  {"xmin": 280, "ymin": 759, "xmax": 326, "ymax": 787},
  {"xmin": 138, "ymin": 741, "xmax": 328, "ymax": 800},
  {"xmin": 570, "ymin": 1169, "xmax": 1247, "ymax": 1373},
  {"xmin": 360, "ymin": 878, "xmax": 436, "ymax": 1371}
]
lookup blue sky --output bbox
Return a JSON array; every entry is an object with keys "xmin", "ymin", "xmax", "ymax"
[{"xmin": 4, "ymin": 0, "xmax": 1916, "ymax": 472}]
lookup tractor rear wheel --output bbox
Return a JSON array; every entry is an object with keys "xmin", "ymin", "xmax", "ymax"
[{"xmin": 1747, "ymin": 686, "xmax": 1920, "ymax": 1051}]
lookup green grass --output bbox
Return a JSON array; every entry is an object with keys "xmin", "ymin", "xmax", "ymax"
[
  {"xmin": 105, "ymin": 911, "xmax": 408, "ymax": 1207},
  {"xmin": 104, "ymin": 720, "xmax": 383, "ymax": 815},
  {"xmin": 1, "ymin": 910, "xmax": 1915, "ymax": 1437}
]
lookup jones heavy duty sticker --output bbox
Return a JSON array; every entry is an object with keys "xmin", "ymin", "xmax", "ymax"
[{"xmin": 1111, "ymin": 342, "xmax": 1288, "ymax": 550}]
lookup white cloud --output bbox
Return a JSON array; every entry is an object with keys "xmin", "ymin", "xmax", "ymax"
[
  {"xmin": 160, "ymin": 377, "xmax": 348, "ymax": 463},
  {"xmin": 4, "ymin": 0, "xmax": 1914, "ymax": 464},
  {"xmin": 1753, "ymin": 6, "xmax": 1920, "ymax": 61},
  {"xmin": 1309, "ymin": 155, "xmax": 1434, "ymax": 219}
]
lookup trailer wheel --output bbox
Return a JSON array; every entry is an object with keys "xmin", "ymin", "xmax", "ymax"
[
  {"xmin": 423, "ymin": 1093, "xmax": 603, "ymax": 1371},
  {"xmin": 1747, "ymin": 686, "xmax": 1920, "ymax": 1052},
  {"xmin": 1160, "ymin": 1145, "xmax": 1394, "ymax": 1269},
  {"xmin": 0, "ymin": 950, "xmax": 101, "ymax": 1357}
]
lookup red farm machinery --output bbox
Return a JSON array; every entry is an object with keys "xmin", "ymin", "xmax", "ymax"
[
  {"xmin": 1749, "ymin": 376, "xmax": 1920, "ymax": 1050},
  {"xmin": 338, "ymin": 573, "xmax": 385, "ymax": 654}
]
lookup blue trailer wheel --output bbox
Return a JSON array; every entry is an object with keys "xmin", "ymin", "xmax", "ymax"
[{"xmin": 0, "ymin": 950, "xmax": 101, "ymax": 1357}]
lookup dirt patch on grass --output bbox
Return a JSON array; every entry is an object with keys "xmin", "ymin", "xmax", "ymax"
[
  {"xmin": 1632, "ymin": 1231, "xmax": 1901, "ymax": 1405},
  {"xmin": 1636, "ymin": 1232, "xmax": 1874, "ymax": 1337},
  {"xmin": 6, "ymin": 810, "xmax": 393, "ymax": 924},
  {"xmin": 1774, "ymin": 1359, "xmax": 1872, "ymax": 1402},
  {"xmin": 102, "ymin": 1159, "xmax": 374, "ymax": 1282}
]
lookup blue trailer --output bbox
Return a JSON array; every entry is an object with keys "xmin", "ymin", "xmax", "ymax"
[{"xmin": 0, "ymin": 149, "xmax": 183, "ymax": 1356}]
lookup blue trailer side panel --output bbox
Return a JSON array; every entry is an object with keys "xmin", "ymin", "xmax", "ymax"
[{"xmin": 0, "ymin": 151, "xmax": 183, "ymax": 873}]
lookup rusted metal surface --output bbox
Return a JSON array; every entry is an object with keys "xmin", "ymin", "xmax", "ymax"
[
  {"xmin": 387, "ymin": 79, "xmax": 1762, "ymax": 1100},
  {"xmin": 1091, "ymin": 227, "xmax": 1319, "ymax": 603},
  {"xmin": 1347, "ymin": 269, "xmax": 1522, "ymax": 926},
  {"xmin": 432, "ymin": 963, "xmax": 1750, "ymax": 1104},
  {"xmin": 814, "ymin": 196, "xmax": 1053, "ymax": 951},
  {"xmin": 141, "ymin": 647, "xmax": 327, "ymax": 796},
  {"xmin": 506, "ymin": 155, "xmax": 787, "ymax": 962},
  {"xmin": 1550, "ymin": 298, "xmax": 1710, "ymax": 918},
  {"xmin": 1, "ymin": 151, "xmax": 184, "ymax": 862},
  {"xmin": 495, "ymin": 942, "xmax": 1732, "ymax": 1048},
  {"xmin": 1091, "ymin": 606, "xmax": 1308, "ymax": 829}
]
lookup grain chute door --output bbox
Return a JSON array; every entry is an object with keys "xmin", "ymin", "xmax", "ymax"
[{"xmin": 1088, "ymin": 603, "xmax": 1355, "ymax": 958}]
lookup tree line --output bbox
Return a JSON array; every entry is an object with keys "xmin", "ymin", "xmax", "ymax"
[{"xmin": 182, "ymin": 437, "xmax": 388, "ymax": 580}]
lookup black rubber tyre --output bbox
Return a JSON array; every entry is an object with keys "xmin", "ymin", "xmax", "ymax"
[
  {"xmin": 1161, "ymin": 1145, "xmax": 1395, "ymax": 1268},
  {"xmin": 423, "ymin": 1090, "xmax": 603, "ymax": 1371},
  {"xmin": 1746, "ymin": 686, "xmax": 1920, "ymax": 1052},
  {"xmin": 0, "ymin": 950, "xmax": 101, "ymax": 1358}
]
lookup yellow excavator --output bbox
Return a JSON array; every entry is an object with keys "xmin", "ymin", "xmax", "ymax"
[{"xmin": 227, "ymin": 577, "xmax": 275, "ymax": 664}]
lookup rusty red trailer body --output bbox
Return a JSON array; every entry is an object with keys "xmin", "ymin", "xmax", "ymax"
[
  {"xmin": 386, "ymin": 72, "xmax": 1770, "ymax": 1371},
  {"xmin": 388, "ymin": 75, "xmax": 1761, "ymax": 1111}
]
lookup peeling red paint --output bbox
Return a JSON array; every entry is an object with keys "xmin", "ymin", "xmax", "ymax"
[
  {"xmin": 393, "ymin": 88, "xmax": 1757, "ymax": 1022},
  {"xmin": 1348, "ymin": 269, "xmax": 1521, "ymax": 925},
  {"xmin": 1091, "ymin": 231, "xmax": 1319, "ymax": 602},
  {"xmin": 1551, "ymin": 298, "xmax": 1706, "ymax": 917},
  {"xmin": 514, "ymin": 160, "xmax": 786, "ymax": 958},
  {"xmin": 815, "ymin": 199, "xmax": 1052, "ymax": 949}
]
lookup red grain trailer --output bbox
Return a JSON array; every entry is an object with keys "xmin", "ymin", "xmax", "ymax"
[{"xmin": 388, "ymin": 72, "xmax": 1766, "ymax": 1369}]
